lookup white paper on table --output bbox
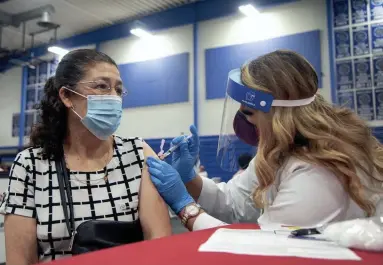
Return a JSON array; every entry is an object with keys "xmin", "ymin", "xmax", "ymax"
[{"xmin": 198, "ymin": 228, "xmax": 361, "ymax": 260}]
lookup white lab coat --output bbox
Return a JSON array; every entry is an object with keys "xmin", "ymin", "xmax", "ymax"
[
  {"xmin": 192, "ymin": 157, "xmax": 382, "ymax": 231},
  {"xmin": 198, "ymin": 162, "xmax": 260, "ymax": 224}
]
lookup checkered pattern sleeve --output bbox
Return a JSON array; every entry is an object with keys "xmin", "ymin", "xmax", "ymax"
[{"xmin": 0, "ymin": 149, "xmax": 36, "ymax": 218}]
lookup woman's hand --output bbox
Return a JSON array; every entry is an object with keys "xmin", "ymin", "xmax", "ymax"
[
  {"xmin": 147, "ymin": 157, "xmax": 194, "ymax": 214},
  {"xmin": 171, "ymin": 125, "xmax": 200, "ymax": 183}
]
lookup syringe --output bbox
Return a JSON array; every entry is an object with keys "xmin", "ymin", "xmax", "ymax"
[{"xmin": 159, "ymin": 135, "xmax": 192, "ymax": 160}]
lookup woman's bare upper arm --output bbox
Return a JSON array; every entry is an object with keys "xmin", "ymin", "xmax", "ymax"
[
  {"xmin": 142, "ymin": 141, "xmax": 158, "ymax": 160},
  {"xmin": 138, "ymin": 141, "xmax": 171, "ymax": 239},
  {"xmin": 5, "ymin": 214, "xmax": 38, "ymax": 265},
  {"xmin": 140, "ymin": 141, "xmax": 159, "ymax": 190}
]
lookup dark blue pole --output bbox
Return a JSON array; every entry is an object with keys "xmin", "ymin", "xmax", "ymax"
[
  {"xmin": 18, "ymin": 66, "xmax": 28, "ymax": 149},
  {"xmin": 326, "ymin": 0, "xmax": 336, "ymax": 104},
  {"xmin": 193, "ymin": 22, "xmax": 199, "ymax": 132},
  {"xmin": 95, "ymin": 42, "xmax": 101, "ymax": 51}
]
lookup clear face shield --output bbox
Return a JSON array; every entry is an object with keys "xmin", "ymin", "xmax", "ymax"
[{"xmin": 217, "ymin": 69, "xmax": 316, "ymax": 172}]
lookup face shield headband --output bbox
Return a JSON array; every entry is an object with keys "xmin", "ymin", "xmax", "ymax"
[{"xmin": 227, "ymin": 68, "xmax": 316, "ymax": 112}]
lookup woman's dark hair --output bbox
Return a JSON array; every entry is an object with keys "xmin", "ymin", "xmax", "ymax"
[
  {"xmin": 30, "ymin": 49, "xmax": 118, "ymax": 160},
  {"xmin": 237, "ymin": 153, "xmax": 253, "ymax": 170}
]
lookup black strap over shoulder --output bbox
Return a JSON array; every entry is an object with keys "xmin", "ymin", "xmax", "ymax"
[{"xmin": 55, "ymin": 157, "xmax": 75, "ymax": 240}]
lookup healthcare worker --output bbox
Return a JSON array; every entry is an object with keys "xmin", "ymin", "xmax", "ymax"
[{"xmin": 147, "ymin": 50, "xmax": 383, "ymax": 231}]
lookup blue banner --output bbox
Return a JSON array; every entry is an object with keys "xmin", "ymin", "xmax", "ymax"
[
  {"xmin": 352, "ymin": 0, "xmax": 368, "ymax": 23},
  {"xmin": 337, "ymin": 91, "xmax": 355, "ymax": 110},
  {"xmin": 370, "ymin": 0, "xmax": 383, "ymax": 21},
  {"xmin": 375, "ymin": 88, "xmax": 383, "ymax": 119},
  {"xmin": 334, "ymin": 0, "xmax": 349, "ymax": 27},
  {"xmin": 38, "ymin": 62, "xmax": 48, "ymax": 84},
  {"xmin": 373, "ymin": 56, "xmax": 383, "ymax": 87},
  {"xmin": 371, "ymin": 23, "xmax": 383, "ymax": 53},
  {"xmin": 335, "ymin": 29, "xmax": 351, "ymax": 58},
  {"xmin": 120, "ymin": 53, "xmax": 189, "ymax": 108},
  {"xmin": 353, "ymin": 26, "xmax": 370, "ymax": 56},
  {"xmin": 336, "ymin": 60, "xmax": 353, "ymax": 90},
  {"xmin": 12, "ymin": 113, "xmax": 19, "ymax": 137},
  {"xmin": 354, "ymin": 58, "xmax": 372, "ymax": 88},
  {"xmin": 356, "ymin": 90, "xmax": 374, "ymax": 120},
  {"xmin": 26, "ymin": 87, "xmax": 36, "ymax": 110}
]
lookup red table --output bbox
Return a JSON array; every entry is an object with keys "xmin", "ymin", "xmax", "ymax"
[{"xmin": 48, "ymin": 224, "xmax": 383, "ymax": 265}]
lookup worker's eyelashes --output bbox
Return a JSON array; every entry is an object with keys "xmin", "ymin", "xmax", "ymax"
[{"xmin": 241, "ymin": 109, "xmax": 254, "ymax": 116}]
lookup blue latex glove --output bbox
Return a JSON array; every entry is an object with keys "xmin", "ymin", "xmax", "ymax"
[
  {"xmin": 171, "ymin": 125, "xmax": 200, "ymax": 183},
  {"xmin": 147, "ymin": 157, "xmax": 194, "ymax": 214}
]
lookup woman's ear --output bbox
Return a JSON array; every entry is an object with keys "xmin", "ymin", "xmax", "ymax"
[{"xmin": 58, "ymin": 87, "xmax": 72, "ymax": 108}]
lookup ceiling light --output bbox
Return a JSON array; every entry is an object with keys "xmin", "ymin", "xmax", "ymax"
[
  {"xmin": 130, "ymin": 28, "xmax": 153, "ymax": 39},
  {"xmin": 48, "ymin": 46, "xmax": 69, "ymax": 56},
  {"xmin": 239, "ymin": 4, "xmax": 260, "ymax": 17},
  {"xmin": 37, "ymin": 11, "xmax": 55, "ymax": 28}
]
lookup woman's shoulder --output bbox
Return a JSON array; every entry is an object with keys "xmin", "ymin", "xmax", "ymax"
[
  {"xmin": 113, "ymin": 135, "xmax": 157, "ymax": 159},
  {"xmin": 114, "ymin": 135, "xmax": 143, "ymax": 143},
  {"xmin": 14, "ymin": 146, "xmax": 44, "ymax": 164},
  {"xmin": 278, "ymin": 157, "xmax": 349, "ymax": 203},
  {"xmin": 280, "ymin": 157, "xmax": 337, "ymax": 183},
  {"xmin": 113, "ymin": 135, "xmax": 145, "ymax": 150},
  {"xmin": 8, "ymin": 147, "xmax": 45, "ymax": 180}
]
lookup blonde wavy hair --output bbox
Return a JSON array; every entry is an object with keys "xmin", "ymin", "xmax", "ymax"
[{"xmin": 241, "ymin": 50, "xmax": 383, "ymax": 216}]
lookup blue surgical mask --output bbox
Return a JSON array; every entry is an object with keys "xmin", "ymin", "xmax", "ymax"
[{"xmin": 65, "ymin": 88, "xmax": 122, "ymax": 140}]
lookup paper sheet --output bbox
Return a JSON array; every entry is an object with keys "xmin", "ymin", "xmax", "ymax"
[{"xmin": 198, "ymin": 228, "xmax": 361, "ymax": 260}]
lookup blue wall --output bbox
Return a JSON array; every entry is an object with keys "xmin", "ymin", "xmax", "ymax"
[{"xmin": 205, "ymin": 30, "xmax": 322, "ymax": 99}]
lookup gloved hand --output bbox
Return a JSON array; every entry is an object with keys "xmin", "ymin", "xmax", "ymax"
[
  {"xmin": 147, "ymin": 157, "xmax": 194, "ymax": 214},
  {"xmin": 171, "ymin": 125, "xmax": 200, "ymax": 183}
]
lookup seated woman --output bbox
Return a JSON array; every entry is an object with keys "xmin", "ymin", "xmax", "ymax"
[
  {"xmin": 1, "ymin": 49, "xmax": 171, "ymax": 264},
  {"xmin": 233, "ymin": 153, "xmax": 253, "ymax": 177}
]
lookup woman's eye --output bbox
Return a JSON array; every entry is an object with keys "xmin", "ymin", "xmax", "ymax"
[{"xmin": 96, "ymin": 83, "xmax": 109, "ymax": 90}]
